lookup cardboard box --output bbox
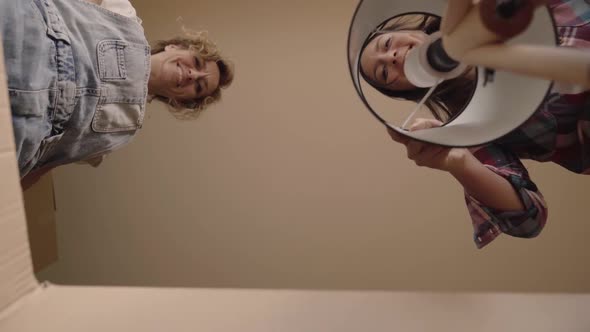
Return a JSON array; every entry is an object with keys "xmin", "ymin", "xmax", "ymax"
[
  {"xmin": 0, "ymin": 38, "xmax": 589, "ymax": 332},
  {"xmin": 22, "ymin": 172, "xmax": 58, "ymax": 273}
]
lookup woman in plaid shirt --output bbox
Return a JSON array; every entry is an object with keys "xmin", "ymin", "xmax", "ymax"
[{"xmin": 360, "ymin": 0, "xmax": 590, "ymax": 248}]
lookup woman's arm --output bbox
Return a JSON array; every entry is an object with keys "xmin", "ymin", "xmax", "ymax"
[
  {"xmin": 388, "ymin": 118, "xmax": 547, "ymax": 248},
  {"xmin": 388, "ymin": 119, "xmax": 524, "ymax": 211},
  {"xmin": 448, "ymin": 149, "xmax": 525, "ymax": 211}
]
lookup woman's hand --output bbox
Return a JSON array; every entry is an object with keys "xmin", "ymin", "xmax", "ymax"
[
  {"xmin": 441, "ymin": 0, "xmax": 474, "ymax": 36},
  {"xmin": 388, "ymin": 118, "xmax": 526, "ymax": 211},
  {"xmin": 386, "ymin": 118, "xmax": 467, "ymax": 173}
]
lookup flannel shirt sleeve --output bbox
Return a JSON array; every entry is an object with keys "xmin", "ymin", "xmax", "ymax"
[{"xmin": 465, "ymin": 145, "xmax": 548, "ymax": 249}]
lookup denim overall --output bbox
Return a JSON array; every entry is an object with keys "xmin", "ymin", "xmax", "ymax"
[{"xmin": 1, "ymin": 0, "xmax": 150, "ymax": 177}]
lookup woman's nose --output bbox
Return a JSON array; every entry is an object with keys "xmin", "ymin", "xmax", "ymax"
[
  {"xmin": 388, "ymin": 49, "xmax": 399, "ymax": 65},
  {"xmin": 379, "ymin": 49, "xmax": 399, "ymax": 67},
  {"xmin": 187, "ymin": 69, "xmax": 209, "ymax": 82},
  {"xmin": 187, "ymin": 69, "xmax": 198, "ymax": 81}
]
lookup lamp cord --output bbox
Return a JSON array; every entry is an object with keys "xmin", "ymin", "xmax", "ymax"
[{"xmin": 401, "ymin": 79, "xmax": 442, "ymax": 130}]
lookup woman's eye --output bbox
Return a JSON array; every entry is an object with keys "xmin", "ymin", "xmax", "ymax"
[
  {"xmin": 385, "ymin": 38, "xmax": 391, "ymax": 49},
  {"xmin": 194, "ymin": 56, "xmax": 203, "ymax": 69}
]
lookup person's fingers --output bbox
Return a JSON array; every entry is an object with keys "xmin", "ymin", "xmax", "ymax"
[
  {"xmin": 423, "ymin": 146, "xmax": 445, "ymax": 160},
  {"xmin": 387, "ymin": 127, "xmax": 410, "ymax": 145},
  {"xmin": 417, "ymin": 143, "xmax": 440, "ymax": 161},
  {"xmin": 441, "ymin": 0, "xmax": 474, "ymax": 35},
  {"xmin": 406, "ymin": 140, "xmax": 424, "ymax": 159},
  {"xmin": 386, "ymin": 127, "xmax": 401, "ymax": 141},
  {"xmin": 413, "ymin": 145, "xmax": 450, "ymax": 168},
  {"xmin": 408, "ymin": 118, "xmax": 429, "ymax": 132},
  {"xmin": 409, "ymin": 118, "xmax": 444, "ymax": 131},
  {"xmin": 428, "ymin": 146, "xmax": 453, "ymax": 169},
  {"xmin": 430, "ymin": 119, "xmax": 444, "ymax": 127}
]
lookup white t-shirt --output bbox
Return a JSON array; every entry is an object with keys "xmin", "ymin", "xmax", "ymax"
[{"xmin": 96, "ymin": 0, "xmax": 141, "ymax": 23}]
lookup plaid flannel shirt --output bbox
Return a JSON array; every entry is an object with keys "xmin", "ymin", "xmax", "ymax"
[{"xmin": 467, "ymin": 0, "xmax": 590, "ymax": 248}]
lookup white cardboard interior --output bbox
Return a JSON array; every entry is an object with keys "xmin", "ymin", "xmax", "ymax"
[
  {"xmin": 0, "ymin": 41, "xmax": 38, "ymax": 316},
  {"xmin": 1, "ymin": 25, "xmax": 590, "ymax": 332},
  {"xmin": 348, "ymin": 0, "xmax": 555, "ymax": 147}
]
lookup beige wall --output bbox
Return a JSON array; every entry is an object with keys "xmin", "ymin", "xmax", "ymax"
[{"xmin": 41, "ymin": 0, "xmax": 590, "ymax": 292}]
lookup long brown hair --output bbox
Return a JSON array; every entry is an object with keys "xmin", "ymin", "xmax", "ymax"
[{"xmin": 361, "ymin": 14, "xmax": 476, "ymax": 122}]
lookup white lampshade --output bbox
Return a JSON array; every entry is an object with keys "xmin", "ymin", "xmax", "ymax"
[{"xmin": 347, "ymin": 0, "xmax": 557, "ymax": 147}]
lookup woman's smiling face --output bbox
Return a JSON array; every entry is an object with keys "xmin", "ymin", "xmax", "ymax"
[
  {"xmin": 149, "ymin": 45, "xmax": 221, "ymax": 104},
  {"xmin": 360, "ymin": 30, "xmax": 427, "ymax": 91}
]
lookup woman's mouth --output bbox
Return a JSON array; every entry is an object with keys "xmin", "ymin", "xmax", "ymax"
[
  {"xmin": 176, "ymin": 62, "xmax": 183, "ymax": 88},
  {"xmin": 399, "ymin": 46, "xmax": 411, "ymax": 69}
]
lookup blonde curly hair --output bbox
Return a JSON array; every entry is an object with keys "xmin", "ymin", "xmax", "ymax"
[{"xmin": 151, "ymin": 30, "xmax": 234, "ymax": 120}]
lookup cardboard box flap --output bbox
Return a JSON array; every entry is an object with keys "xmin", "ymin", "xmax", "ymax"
[
  {"xmin": 1, "ymin": 285, "xmax": 589, "ymax": 332},
  {"xmin": 0, "ymin": 41, "xmax": 38, "ymax": 314},
  {"xmin": 0, "ymin": 198, "xmax": 37, "ymax": 314},
  {"xmin": 22, "ymin": 173, "xmax": 58, "ymax": 273}
]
